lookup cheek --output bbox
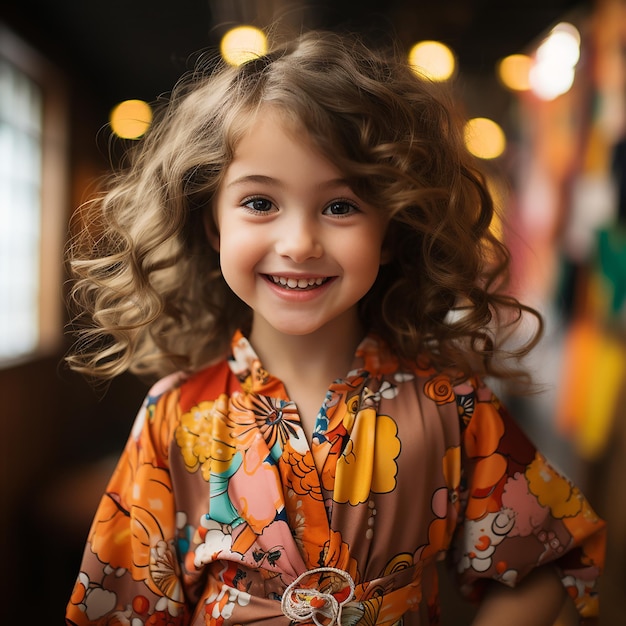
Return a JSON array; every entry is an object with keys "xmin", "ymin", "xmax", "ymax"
[
  {"xmin": 217, "ymin": 229, "xmax": 261, "ymax": 284},
  {"xmin": 349, "ymin": 229, "xmax": 385, "ymax": 271}
]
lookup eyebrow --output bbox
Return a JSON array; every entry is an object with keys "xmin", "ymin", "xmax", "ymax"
[
  {"xmin": 225, "ymin": 174, "xmax": 352, "ymax": 190},
  {"xmin": 226, "ymin": 174, "xmax": 279, "ymax": 188}
]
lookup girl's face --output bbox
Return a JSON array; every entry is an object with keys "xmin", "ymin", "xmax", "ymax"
[{"xmin": 211, "ymin": 107, "xmax": 388, "ymax": 343}]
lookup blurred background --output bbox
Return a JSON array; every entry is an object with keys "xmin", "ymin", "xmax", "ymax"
[{"xmin": 1, "ymin": 0, "xmax": 624, "ymax": 623}]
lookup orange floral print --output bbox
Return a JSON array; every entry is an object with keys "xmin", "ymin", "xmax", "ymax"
[{"xmin": 67, "ymin": 332, "xmax": 605, "ymax": 626}]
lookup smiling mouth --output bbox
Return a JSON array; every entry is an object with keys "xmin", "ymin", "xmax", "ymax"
[{"xmin": 266, "ymin": 275, "xmax": 332, "ymax": 290}]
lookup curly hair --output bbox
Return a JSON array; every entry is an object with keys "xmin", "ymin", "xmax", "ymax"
[{"xmin": 65, "ymin": 29, "xmax": 542, "ymax": 383}]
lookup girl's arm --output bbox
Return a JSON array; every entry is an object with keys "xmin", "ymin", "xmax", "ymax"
[
  {"xmin": 471, "ymin": 565, "xmax": 587, "ymax": 626},
  {"xmin": 452, "ymin": 379, "xmax": 605, "ymax": 625}
]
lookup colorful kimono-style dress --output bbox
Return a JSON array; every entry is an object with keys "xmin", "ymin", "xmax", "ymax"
[{"xmin": 66, "ymin": 331, "xmax": 605, "ymax": 625}]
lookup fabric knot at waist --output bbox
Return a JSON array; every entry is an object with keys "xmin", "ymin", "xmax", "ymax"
[{"xmin": 280, "ymin": 567, "xmax": 356, "ymax": 626}]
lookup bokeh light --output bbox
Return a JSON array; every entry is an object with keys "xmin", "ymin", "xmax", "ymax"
[
  {"xmin": 109, "ymin": 99, "xmax": 152, "ymax": 139},
  {"xmin": 408, "ymin": 41, "xmax": 456, "ymax": 81},
  {"xmin": 464, "ymin": 117, "xmax": 506, "ymax": 160},
  {"xmin": 498, "ymin": 54, "xmax": 532, "ymax": 91},
  {"xmin": 529, "ymin": 22, "xmax": 581, "ymax": 100},
  {"xmin": 220, "ymin": 26, "xmax": 268, "ymax": 66}
]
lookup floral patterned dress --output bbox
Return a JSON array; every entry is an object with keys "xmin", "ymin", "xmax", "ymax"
[{"xmin": 66, "ymin": 331, "xmax": 605, "ymax": 625}]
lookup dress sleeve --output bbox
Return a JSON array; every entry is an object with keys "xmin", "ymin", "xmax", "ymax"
[
  {"xmin": 451, "ymin": 377, "xmax": 606, "ymax": 619},
  {"xmin": 65, "ymin": 374, "xmax": 192, "ymax": 626}
]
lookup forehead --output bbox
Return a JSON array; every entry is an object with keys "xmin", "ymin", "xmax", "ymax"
[{"xmin": 223, "ymin": 106, "xmax": 345, "ymax": 183}]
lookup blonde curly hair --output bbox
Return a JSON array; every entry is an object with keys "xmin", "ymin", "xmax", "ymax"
[{"xmin": 66, "ymin": 29, "xmax": 541, "ymax": 382}]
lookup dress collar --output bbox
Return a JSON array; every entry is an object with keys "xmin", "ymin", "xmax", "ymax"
[{"xmin": 227, "ymin": 330, "xmax": 400, "ymax": 396}]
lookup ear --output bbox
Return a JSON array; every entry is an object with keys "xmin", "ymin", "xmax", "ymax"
[{"xmin": 203, "ymin": 209, "xmax": 220, "ymax": 252}]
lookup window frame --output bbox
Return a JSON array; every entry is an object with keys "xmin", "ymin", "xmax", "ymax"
[{"xmin": 0, "ymin": 22, "xmax": 69, "ymax": 366}]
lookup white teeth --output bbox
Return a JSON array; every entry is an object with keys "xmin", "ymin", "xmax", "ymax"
[{"xmin": 269, "ymin": 275, "xmax": 326, "ymax": 289}]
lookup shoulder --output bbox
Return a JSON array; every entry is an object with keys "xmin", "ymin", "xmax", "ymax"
[
  {"xmin": 133, "ymin": 359, "xmax": 234, "ymax": 449},
  {"xmin": 146, "ymin": 369, "xmax": 190, "ymax": 398},
  {"xmin": 406, "ymin": 362, "xmax": 491, "ymax": 405},
  {"xmin": 146, "ymin": 357, "xmax": 235, "ymax": 411},
  {"xmin": 405, "ymin": 366, "xmax": 508, "ymax": 436}
]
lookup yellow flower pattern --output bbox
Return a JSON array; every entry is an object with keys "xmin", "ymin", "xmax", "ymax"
[{"xmin": 335, "ymin": 408, "xmax": 401, "ymax": 505}]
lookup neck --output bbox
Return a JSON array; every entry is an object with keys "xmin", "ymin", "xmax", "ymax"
[{"xmin": 249, "ymin": 313, "xmax": 365, "ymax": 385}]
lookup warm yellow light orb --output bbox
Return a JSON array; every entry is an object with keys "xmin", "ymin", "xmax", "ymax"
[
  {"xmin": 464, "ymin": 117, "xmax": 506, "ymax": 160},
  {"xmin": 220, "ymin": 26, "xmax": 268, "ymax": 66},
  {"xmin": 109, "ymin": 99, "xmax": 152, "ymax": 139},
  {"xmin": 497, "ymin": 54, "xmax": 532, "ymax": 91},
  {"xmin": 408, "ymin": 41, "xmax": 456, "ymax": 81}
]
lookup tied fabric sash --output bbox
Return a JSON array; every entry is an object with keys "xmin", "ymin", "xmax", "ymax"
[
  {"xmin": 276, "ymin": 561, "xmax": 426, "ymax": 625},
  {"xmin": 281, "ymin": 567, "xmax": 356, "ymax": 625},
  {"xmin": 194, "ymin": 552, "xmax": 426, "ymax": 624}
]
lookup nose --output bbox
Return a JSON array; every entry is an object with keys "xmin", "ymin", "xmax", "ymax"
[{"xmin": 274, "ymin": 214, "xmax": 323, "ymax": 262}]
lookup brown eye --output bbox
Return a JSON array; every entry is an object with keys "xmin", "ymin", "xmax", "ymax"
[
  {"xmin": 243, "ymin": 197, "xmax": 275, "ymax": 213},
  {"xmin": 323, "ymin": 201, "xmax": 358, "ymax": 216}
]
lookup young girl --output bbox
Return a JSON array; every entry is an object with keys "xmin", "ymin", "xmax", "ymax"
[{"xmin": 65, "ymin": 30, "xmax": 605, "ymax": 626}]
